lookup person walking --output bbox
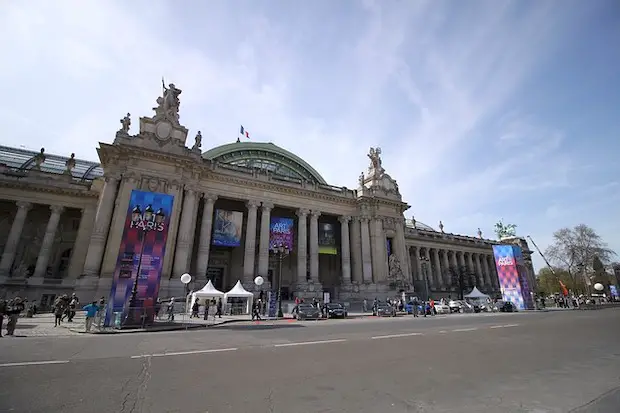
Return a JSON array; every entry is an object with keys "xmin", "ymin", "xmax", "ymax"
[
  {"xmin": 0, "ymin": 299, "xmax": 6, "ymax": 337},
  {"xmin": 5, "ymin": 297, "xmax": 25, "ymax": 336},
  {"xmin": 82, "ymin": 301, "xmax": 100, "ymax": 333}
]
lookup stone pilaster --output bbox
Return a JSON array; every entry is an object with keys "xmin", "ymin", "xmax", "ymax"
[
  {"xmin": 309, "ymin": 210, "xmax": 321, "ymax": 283},
  {"xmin": 481, "ymin": 253, "xmax": 491, "ymax": 289},
  {"xmin": 466, "ymin": 252, "xmax": 476, "ymax": 285},
  {"xmin": 295, "ymin": 208, "xmax": 309, "ymax": 284},
  {"xmin": 82, "ymin": 176, "xmax": 119, "ymax": 278},
  {"xmin": 393, "ymin": 218, "xmax": 409, "ymax": 284},
  {"xmin": 474, "ymin": 253, "xmax": 484, "ymax": 287},
  {"xmin": 195, "ymin": 193, "xmax": 218, "ymax": 280},
  {"xmin": 414, "ymin": 246, "xmax": 422, "ymax": 281},
  {"xmin": 432, "ymin": 248, "xmax": 443, "ymax": 288},
  {"xmin": 242, "ymin": 200, "xmax": 259, "ymax": 284},
  {"xmin": 441, "ymin": 250, "xmax": 451, "ymax": 287},
  {"xmin": 360, "ymin": 217, "xmax": 373, "ymax": 283},
  {"xmin": 339, "ymin": 216, "xmax": 352, "ymax": 284},
  {"xmin": 67, "ymin": 205, "xmax": 96, "ymax": 281},
  {"xmin": 370, "ymin": 218, "xmax": 387, "ymax": 283},
  {"xmin": 257, "ymin": 202, "xmax": 273, "ymax": 278},
  {"xmin": 173, "ymin": 188, "xmax": 198, "ymax": 277},
  {"xmin": 0, "ymin": 201, "xmax": 32, "ymax": 277},
  {"xmin": 33, "ymin": 205, "xmax": 65, "ymax": 278},
  {"xmin": 349, "ymin": 217, "xmax": 363, "ymax": 283}
]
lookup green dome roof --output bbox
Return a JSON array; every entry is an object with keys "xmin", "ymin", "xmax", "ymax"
[{"xmin": 202, "ymin": 141, "xmax": 327, "ymax": 185}]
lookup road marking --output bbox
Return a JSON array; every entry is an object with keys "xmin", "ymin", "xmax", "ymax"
[
  {"xmin": 371, "ymin": 332, "xmax": 423, "ymax": 340},
  {"xmin": 273, "ymin": 339, "xmax": 347, "ymax": 348},
  {"xmin": 489, "ymin": 325, "xmax": 504, "ymax": 329},
  {"xmin": 130, "ymin": 347, "xmax": 238, "ymax": 359},
  {"xmin": 452, "ymin": 328, "xmax": 478, "ymax": 332},
  {"xmin": 438, "ymin": 330, "xmax": 447, "ymax": 334},
  {"xmin": 489, "ymin": 324, "xmax": 520, "ymax": 329},
  {"xmin": 0, "ymin": 360, "xmax": 70, "ymax": 368}
]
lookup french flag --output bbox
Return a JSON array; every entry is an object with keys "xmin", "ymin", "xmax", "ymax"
[{"xmin": 240, "ymin": 125, "xmax": 250, "ymax": 139}]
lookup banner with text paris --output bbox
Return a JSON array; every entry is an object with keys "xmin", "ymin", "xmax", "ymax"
[{"xmin": 269, "ymin": 217, "xmax": 294, "ymax": 251}]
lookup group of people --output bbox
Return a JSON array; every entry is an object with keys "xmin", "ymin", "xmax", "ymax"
[
  {"xmin": 0, "ymin": 297, "xmax": 26, "ymax": 337},
  {"xmin": 52, "ymin": 294, "xmax": 105, "ymax": 332},
  {"xmin": 189, "ymin": 297, "xmax": 223, "ymax": 321}
]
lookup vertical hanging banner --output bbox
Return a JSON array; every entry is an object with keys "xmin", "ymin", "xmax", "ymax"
[
  {"xmin": 106, "ymin": 190, "xmax": 174, "ymax": 326},
  {"xmin": 318, "ymin": 223, "xmax": 337, "ymax": 255},
  {"xmin": 211, "ymin": 209, "xmax": 243, "ymax": 247},
  {"xmin": 269, "ymin": 217, "xmax": 294, "ymax": 250},
  {"xmin": 492, "ymin": 245, "xmax": 534, "ymax": 310}
]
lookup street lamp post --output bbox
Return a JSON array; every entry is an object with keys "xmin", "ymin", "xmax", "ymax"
[
  {"xmin": 124, "ymin": 204, "xmax": 165, "ymax": 327},
  {"xmin": 420, "ymin": 255, "xmax": 430, "ymax": 301},
  {"xmin": 270, "ymin": 243, "xmax": 290, "ymax": 318}
]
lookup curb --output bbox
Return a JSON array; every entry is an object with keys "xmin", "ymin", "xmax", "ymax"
[{"xmin": 64, "ymin": 317, "xmax": 254, "ymax": 334}]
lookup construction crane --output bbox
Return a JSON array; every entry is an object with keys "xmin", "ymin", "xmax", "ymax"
[{"xmin": 526, "ymin": 235, "xmax": 556, "ymax": 276}]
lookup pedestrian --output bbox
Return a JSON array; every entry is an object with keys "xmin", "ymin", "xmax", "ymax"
[
  {"xmin": 5, "ymin": 297, "xmax": 25, "ymax": 336},
  {"xmin": 252, "ymin": 301, "xmax": 262, "ymax": 321},
  {"xmin": 53, "ymin": 297, "xmax": 65, "ymax": 327},
  {"xmin": 191, "ymin": 300, "xmax": 199, "ymax": 318},
  {"xmin": 412, "ymin": 297, "xmax": 419, "ymax": 317},
  {"xmin": 96, "ymin": 297, "xmax": 106, "ymax": 329},
  {"xmin": 216, "ymin": 298, "xmax": 223, "ymax": 318},
  {"xmin": 82, "ymin": 301, "xmax": 99, "ymax": 333},
  {"xmin": 68, "ymin": 293, "xmax": 79, "ymax": 322},
  {"xmin": 167, "ymin": 298, "xmax": 175, "ymax": 321},
  {"xmin": 0, "ymin": 299, "xmax": 6, "ymax": 337}
]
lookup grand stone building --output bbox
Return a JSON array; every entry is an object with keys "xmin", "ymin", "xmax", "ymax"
[{"xmin": 0, "ymin": 83, "xmax": 536, "ymax": 308}]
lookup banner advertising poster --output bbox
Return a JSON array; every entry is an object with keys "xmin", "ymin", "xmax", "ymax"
[
  {"xmin": 610, "ymin": 285, "xmax": 619, "ymax": 300},
  {"xmin": 106, "ymin": 190, "xmax": 174, "ymax": 326},
  {"xmin": 318, "ymin": 222, "xmax": 337, "ymax": 255},
  {"xmin": 513, "ymin": 245, "xmax": 535, "ymax": 310},
  {"xmin": 492, "ymin": 245, "xmax": 534, "ymax": 310},
  {"xmin": 269, "ymin": 217, "xmax": 294, "ymax": 250},
  {"xmin": 211, "ymin": 209, "xmax": 243, "ymax": 247}
]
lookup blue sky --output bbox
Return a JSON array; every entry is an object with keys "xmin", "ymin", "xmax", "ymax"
[{"xmin": 1, "ymin": 0, "xmax": 619, "ymax": 271}]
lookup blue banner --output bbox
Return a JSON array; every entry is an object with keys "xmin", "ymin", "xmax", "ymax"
[
  {"xmin": 269, "ymin": 217, "xmax": 294, "ymax": 250},
  {"xmin": 212, "ymin": 209, "xmax": 243, "ymax": 247}
]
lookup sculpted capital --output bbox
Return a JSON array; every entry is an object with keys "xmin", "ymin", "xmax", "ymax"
[
  {"xmin": 296, "ymin": 208, "xmax": 310, "ymax": 218},
  {"xmin": 246, "ymin": 200, "xmax": 260, "ymax": 209},
  {"xmin": 261, "ymin": 202, "xmax": 274, "ymax": 211}
]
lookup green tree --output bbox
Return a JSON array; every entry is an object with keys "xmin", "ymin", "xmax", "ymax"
[
  {"xmin": 544, "ymin": 224, "xmax": 616, "ymax": 284},
  {"xmin": 536, "ymin": 267, "xmax": 585, "ymax": 295}
]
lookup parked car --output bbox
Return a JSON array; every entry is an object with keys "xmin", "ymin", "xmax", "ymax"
[
  {"xmin": 434, "ymin": 303, "xmax": 451, "ymax": 314},
  {"xmin": 324, "ymin": 303, "xmax": 347, "ymax": 319},
  {"xmin": 495, "ymin": 301, "xmax": 515, "ymax": 312},
  {"xmin": 373, "ymin": 302, "xmax": 397, "ymax": 317},
  {"xmin": 295, "ymin": 304, "xmax": 321, "ymax": 320}
]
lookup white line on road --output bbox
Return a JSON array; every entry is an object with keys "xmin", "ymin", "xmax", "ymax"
[
  {"xmin": 452, "ymin": 328, "xmax": 478, "ymax": 332},
  {"xmin": 371, "ymin": 332, "xmax": 424, "ymax": 340},
  {"xmin": 130, "ymin": 347, "xmax": 238, "ymax": 359},
  {"xmin": 0, "ymin": 360, "xmax": 70, "ymax": 368},
  {"xmin": 489, "ymin": 325, "xmax": 504, "ymax": 329},
  {"xmin": 273, "ymin": 339, "xmax": 347, "ymax": 348},
  {"xmin": 489, "ymin": 324, "xmax": 520, "ymax": 329}
]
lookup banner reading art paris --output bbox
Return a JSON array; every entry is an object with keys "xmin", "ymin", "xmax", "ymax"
[
  {"xmin": 492, "ymin": 245, "xmax": 534, "ymax": 310},
  {"xmin": 269, "ymin": 217, "xmax": 294, "ymax": 250},
  {"xmin": 105, "ymin": 190, "xmax": 174, "ymax": 327}
]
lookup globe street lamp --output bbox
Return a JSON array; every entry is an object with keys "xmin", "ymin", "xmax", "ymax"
[
  {"xmin": 270, "ymin": 243, "xmax": 290, "ymax": 318},
  {"xmin": 124, "ymin": 204, "xmax": 165, "ymax": 326}
]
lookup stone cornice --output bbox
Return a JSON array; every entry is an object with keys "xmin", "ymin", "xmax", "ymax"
[{"xmin": 0, "ymin": 179, "xmax": 98, "ymax": 199}]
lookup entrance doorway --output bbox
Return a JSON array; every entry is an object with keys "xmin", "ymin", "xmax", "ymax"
[{"xmin": 206, "ymin": 267, "xmax": 224, "ymax": 290}]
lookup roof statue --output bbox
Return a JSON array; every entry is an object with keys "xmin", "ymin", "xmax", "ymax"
[
  {"xmin": 494, "ymin": 220, "xmax": 517, "ymax": 239},
  {"xmin": 64, "ymin": 153, "xmax": 76, "ymax": 175},
  {"xmin": 367, "ymin": 147, "xmax": 384, "ymax": 176},
  {"xmin": 153, "ymin": 78, "xmax": 182, "ymax": 124},
  {"xmin": 192, "ymin": 131, "xmax": 202, "ymax": 152},
  {"xmin": 119, "ymin": 113, "xmax": 131, "ymax": 134}
]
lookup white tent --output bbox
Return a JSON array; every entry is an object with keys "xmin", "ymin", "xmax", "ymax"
[
  {"xmin": 224, "ymin": 280, "xmax": 254, "ymax": 314},
  {"xmin": 189, "ymin": 280, "xmax": 225, "ymax": 312},
  {"xmin": 464, "ymin": 286, "xmax": 490, "ymax": 299}
]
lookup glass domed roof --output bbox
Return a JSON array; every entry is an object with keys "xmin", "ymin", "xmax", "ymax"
[{"xmin": 203, "ymin": 141, "xmax": 327, "ymax": 184}]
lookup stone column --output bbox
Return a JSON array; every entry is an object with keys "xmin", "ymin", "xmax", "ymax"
[
  {"xmin": 360, "ymin": 217, "xmax": 373, "ymax": 283},
  {"xmin": 257, "ymin": 202, "xmax": 273, "ymax": 277},
  {"xmin": 173, "ymin": 188, "xmax": 198, "ymax": 277},
  {"xmin": 488, "ymin": 255, "xmax": 499, "ymax": 288},
  {"xmin": 482, "ymin": 253, "xmax": 492, "ymax": 288},
  {"xmin": 295, "ymin": 209, "xmax": 309, "ymax": 284},
  {"xmin": 339, "ymin": 216, "xmax": 352, "ymax": 284},
  {"xmin": 421, "ymin": 248, "xmax": 433, "ymax": 289},
  {"xmin": 442, "ymin": 250, "xmax": 451, "ymax": 286},
  {"xmin": 414, "ymin": 246, "xmax": 422, "ymax": 281},
  {"xmin": 450, "ymin": 250, "xmax": 458, "ymax": 270},
  {"xmin": 309, "ymin": 210, "xmax": 321, "ymax": 283},
  {"xmin": 82, "ymin": 176, "xmax": 119, "ymax": 277},
  {"xmin": 458, "ymin": 251, "xmax": 466, "ymax": 269},
  {"xmin": 66, "ymin": 205, "xmax": 96, "ymax": 281},
  {"xmin": 432, "ymin": 248, "xmax": 443, "ymax": 288},
  {"xmin": 0, "ymin": 201, "xmax": 32, "ymax": 276},
  {"xmin": 349, "ymin": 217, "xmax": 363, "ymax": 283},
  {"xmin": 474, "ymin": 253, "xmax": 484, "ymax": 287},
  {"xmin": 33, "ymin": 205, "xmax": 65, "ymax": 278},
  {"xmin": 394, "ymin": 218, "xmax": 409, "ymax": 283},
  {"xmin": 466, "ymin": 253, "xmax": 476, "ymax": 285},
  {"xmin": 196, "ymin": 194, "xmax": 218, "ymax": 279},
  {"xmin": 240, "ymin": 200, "xmax": 259, "ymax": 284}
]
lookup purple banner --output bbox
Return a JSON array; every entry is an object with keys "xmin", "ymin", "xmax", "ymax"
[
  {"xmin": 269, "ymin": 217, "xmax": 294, "ymax": 251},
  {"xmin": 105, "ymin": 190, "xmax": 174, "ymax": 326}
]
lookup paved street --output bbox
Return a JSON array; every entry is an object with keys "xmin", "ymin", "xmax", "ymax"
[{"xmin": 1, "ymin": 309, "xmax": 619, "ymax": 413}]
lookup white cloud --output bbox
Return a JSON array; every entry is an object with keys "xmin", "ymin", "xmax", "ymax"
[{"xmin": 0, "ymin": 0, "xmax": 616, "ymax": 266}]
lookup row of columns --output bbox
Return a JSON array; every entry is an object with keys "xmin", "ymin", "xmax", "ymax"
[
  {"xmin": 0, "ymin": 200, "xmax": 95, "ymax": 280},
  {"xmin": 410, "ymin": 246, "xmax": 498, "ymax": 291}
]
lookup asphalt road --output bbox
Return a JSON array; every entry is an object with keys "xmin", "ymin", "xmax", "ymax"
[{"xmin": 1, "ymin": 310, "xmax": 619, "ymax": 413}]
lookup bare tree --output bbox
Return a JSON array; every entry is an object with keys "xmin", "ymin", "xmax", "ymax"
[
  {"xmin": 544, "ymin": 224, "xmax": 616, "ymax": 283},
  {"xmin": 449, "ymin": 266, "xmax": 476, "ymax": 300}
]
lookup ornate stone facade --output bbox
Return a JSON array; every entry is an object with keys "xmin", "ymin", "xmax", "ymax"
[{"xmin": 0, "ymin": 81, "xmax": 536, "ymax": 308}]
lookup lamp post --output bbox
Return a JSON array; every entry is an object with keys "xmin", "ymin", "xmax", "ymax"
[
  {"xmin": 124, "ymin": 204, "xmax": 165, "ymax": 326},
  {"xmin": 270, "ymin": 243, "xmax": 290, "ymax": 318},
  {"xmin": 419, "ymin": 255, "xmax": 430, "ymax": 302}
]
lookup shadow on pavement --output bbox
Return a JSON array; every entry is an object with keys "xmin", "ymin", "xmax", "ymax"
[{"xmin": 214, "ymin": 323, "xmax": 306, "ymax": 331}]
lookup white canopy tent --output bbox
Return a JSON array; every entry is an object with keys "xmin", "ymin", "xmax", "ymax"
[
  {"xmin": 224, "ymin": 280, "xmax": 254, "ymax": 314},
  {"xmin": 189, "ymin": 280, "xmax": 225, "ymax": 312},
  {"xmin": 464, "ymin": 287, "xmax": 490, "ymax": 300}
]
